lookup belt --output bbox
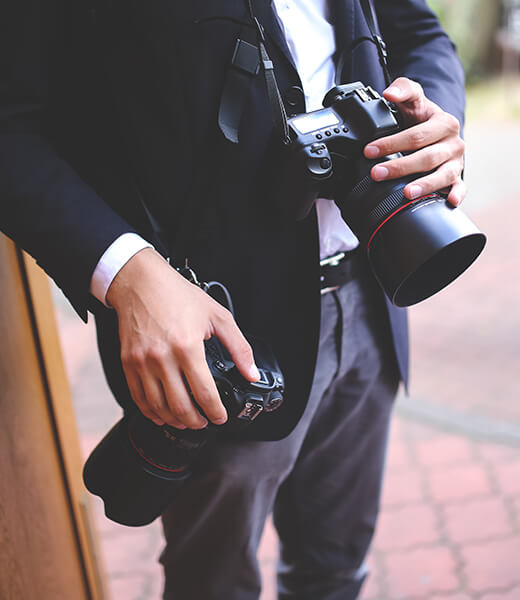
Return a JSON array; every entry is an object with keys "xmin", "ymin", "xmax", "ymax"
[{"xmin": 320, "ymin": 249, "xmax": 360, "ymax": 295}]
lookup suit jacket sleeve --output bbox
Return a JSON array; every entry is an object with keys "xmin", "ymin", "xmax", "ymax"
[
  {"xmin": 0, "ymin": 1, "xmax": 136, "ymax": 320},
  {"xmin": 375, "ymin": 0, "xmax": 466, "ymax": 127}
]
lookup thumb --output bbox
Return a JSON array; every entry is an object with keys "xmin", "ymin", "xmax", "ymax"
[{"xmin": 383, "ymin": 78, "xmax": 434, "ymax": 125}]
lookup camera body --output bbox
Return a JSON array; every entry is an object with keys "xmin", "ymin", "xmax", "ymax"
[
  {"xmin": 205, "ymin": 335, "xmax": 284, "ymax": 425},
  {"xmin": 83, "ymin": 335, "xmax": 284, "ymax": 526},
  {"xmin": 278, "ymin": 81, "xmax": 486, "ymax": 307},
  {"xmin": 280, "ymin": 82, "xmax": 400, "ymax": 223}
]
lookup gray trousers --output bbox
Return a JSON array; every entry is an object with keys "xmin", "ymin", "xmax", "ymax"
[{"xmin": 160, "ymin": 264, "xmax": 400, "ymax": 600}]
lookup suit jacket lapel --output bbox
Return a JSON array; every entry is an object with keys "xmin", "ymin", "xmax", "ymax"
[
  {"xmin": 330, "ymin": 0, "xmax": 356, "ymax": 57},
  {"xmin": 252, "ymin": 0, "xmax": 298, "ymax": 72}
]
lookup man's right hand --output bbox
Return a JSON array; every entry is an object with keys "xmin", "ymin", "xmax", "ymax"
[{"xmin": 106, "ymin": 248, "xmax": 260, "ymax": 429}]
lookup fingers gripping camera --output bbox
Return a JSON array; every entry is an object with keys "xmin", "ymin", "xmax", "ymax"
[
  {"xmin": 83, "ymin": 268, "xmax": 285, "ymax": 527},
  {"xmin": 83, "ymin": 333, "xmax": 285, "ymax": 527}
]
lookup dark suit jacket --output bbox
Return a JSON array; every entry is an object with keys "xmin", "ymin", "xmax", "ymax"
[{"xmin": 0, "ymin": 0, "xmax": 465, "ymax": 439}]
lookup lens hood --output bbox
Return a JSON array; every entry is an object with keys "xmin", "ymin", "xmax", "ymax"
[
  {"xmin": 83, "ymin": 417, "xmax": 190, "ymax": 527},
  {"xmin": 368, "ymin": 197, "xmax": 486, "ymax": 307}
]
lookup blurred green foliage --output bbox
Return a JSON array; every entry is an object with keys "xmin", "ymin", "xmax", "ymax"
[{"xmin": 426, "ymin": 0, "xmax": 502, "ymax": 79}]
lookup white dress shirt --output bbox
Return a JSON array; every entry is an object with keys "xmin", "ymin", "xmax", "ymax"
[
  {"xmin": 272, "ymin": 0, "xmax": 359, "ymax": 259},
  {"xmin": 90, "ymin": 0, "xmax": 358, "ymax": 306}
]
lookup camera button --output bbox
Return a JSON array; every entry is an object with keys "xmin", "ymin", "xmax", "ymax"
[
  {"xmin": 333, "ymin": 128, "xmax": 340, "ymax": 134},
  {"xmin": 316, "ymin": 133, "xmax": 323, "ymax": 140},
  {"xmin": 265, "ymin": 392, "xmax": 283, "ymax": 412},
  {"xmin": 320, "ymin": 158, "xmax": 331, "ymax": 169},
  {"xmin": 325, "ymin": 130, "xmax": 332, "ymax": 136}
]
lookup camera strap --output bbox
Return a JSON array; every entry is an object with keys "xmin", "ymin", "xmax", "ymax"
[
  {"xmin": 218, "ymin": 1, "xmax": 291, "ymax": 144},
  {"xmin": 244, "ymin": 0, "xmax": 291, "ymax": 145},
  {"xmin": 358, "ymin": 0, "xmax": 392, "ymax": 87}
]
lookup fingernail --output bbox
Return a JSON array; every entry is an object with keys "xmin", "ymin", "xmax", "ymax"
[
  {"xmin": 197, "ymin": 419, "xmax": 209, "ymax": 429},
  {"xmin": 450, "ymin": 195, "xmax": 461, "ymax": 207},
  {"xmin": 408, "ymin": 184, "xmax": 423, "ymax": 199},
  {"xmin": 249, "ymin": 364, "xmax": 261, "ymax": 381},
  {"xmin": 386, "ymin": 86, "xmax": 403, "ymax": 98},
  {"xmin": 214, "ymin": 416, "xmax": 227, "ymax": 425},
  {"xmin": 365, "ymin": 145, "xmax": 380, "ymax": 159},
  {"xmin": 372, "ymin": 166, "xmax": 389, "ymax": 180},
  {"xmin": 153, "ymin": 419, "xmax": 165, "ymax": 426}
]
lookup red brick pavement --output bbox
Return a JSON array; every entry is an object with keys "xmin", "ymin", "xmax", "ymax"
[
  {"xmin": 360, "ymin": 419, "xmax": 520, "ymax": 600},
  {"xmin": 51, "ymin": 115, "xmax": 520, "ymax": 599},
  {"xmin": 76, "ymin": 412, "xmax": 520, "ymax": 600}
]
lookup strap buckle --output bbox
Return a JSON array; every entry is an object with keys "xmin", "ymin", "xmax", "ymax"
[{"xmin": 375, "ymin": 35, "xmax": 388, "ymax": 61}]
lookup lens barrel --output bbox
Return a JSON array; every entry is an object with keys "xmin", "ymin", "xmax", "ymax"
[{"xmin": 337, "ymin": 158, "xmax": 486, "ymax": 306}]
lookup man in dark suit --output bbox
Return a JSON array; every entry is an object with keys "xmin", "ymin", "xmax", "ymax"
[{"xmin": 0, "ymin": 0, "xmax": 465, "ymax": 597}]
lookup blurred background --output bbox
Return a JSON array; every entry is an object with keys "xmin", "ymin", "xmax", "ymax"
[{"xmin": 52, "ymin": 1, "xmax": 520, "ymax": 598}]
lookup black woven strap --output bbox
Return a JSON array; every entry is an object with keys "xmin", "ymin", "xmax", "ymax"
[
  {"xmin": 246, "ymin": 0, "xmax": 291, "ymax": 145},
  {"xmin": 359, "ymin": 0, "xmax": 392, "ymax": 87}
]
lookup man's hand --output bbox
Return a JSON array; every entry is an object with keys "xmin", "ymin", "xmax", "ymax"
[
  {"xmin": 106, "ymin": 248, "xmax": 260, "ymax": 429},
  {"xmin": 364, "ymin": 77, "xmax": 466, "ymax": 207}
]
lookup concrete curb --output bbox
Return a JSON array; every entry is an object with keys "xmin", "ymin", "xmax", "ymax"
[{"xmin": 395, "ymin": 394, "xmax": 520, "ymax": 447}]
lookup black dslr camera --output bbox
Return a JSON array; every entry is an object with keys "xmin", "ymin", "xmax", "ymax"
[
  {"xmin": 84, "ymin": 305, "xmax": 284, "ymax": 527},
  {"xmin": 278, "ymin": 82, "xmax": 486, "ymax": 306}
]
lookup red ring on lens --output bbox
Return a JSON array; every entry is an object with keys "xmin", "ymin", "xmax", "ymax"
[
  {"xmin": 128, "ymin": 430, "xmax": 187, "ymax": 473},
  {"xmin": 367, "ymin": 194, "xmax": 438, "ymax": 250}
]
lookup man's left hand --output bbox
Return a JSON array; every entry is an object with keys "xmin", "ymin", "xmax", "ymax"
[{"xmin": 363, "ymin": 77, "xmax": 466, "ymax": 207}]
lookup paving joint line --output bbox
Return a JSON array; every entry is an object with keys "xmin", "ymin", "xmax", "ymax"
[
  {"xmin": 470, "ymin": 582, "xmax": 520, "ymax": 599},
  {"xmin": 474, "ymin": 443, "xmax": 520, "ymax": 541},
  {"xmin": 503, "ymin": 495, "xmax": 520, "ymax": 535},
  {"xmin": 401, "ymin": 418, "xmax": 469, "ymax": 599}
]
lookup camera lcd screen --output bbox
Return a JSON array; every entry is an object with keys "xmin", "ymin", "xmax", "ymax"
[{"xmin": 292, "ymin": 110, "xmax": 340, "ymax": 134}]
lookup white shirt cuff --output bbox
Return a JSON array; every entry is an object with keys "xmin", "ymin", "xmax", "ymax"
[{"xmin": 90, "ymin": 233, "xmax": 154, "ymax": 307}]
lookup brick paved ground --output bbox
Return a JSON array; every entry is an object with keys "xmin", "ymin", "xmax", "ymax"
[{"xmin": 53, "ymin": 88, "xmax": 520, "ymax": 599}]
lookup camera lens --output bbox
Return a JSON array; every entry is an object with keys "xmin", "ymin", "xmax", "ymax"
[
  {"xmin": 83, "ymin": 415, "xmax": 191, "ymax": 526},
  {"xmin": 336, "ymin": 157, "xmax": 486, "ymax": 306}
]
